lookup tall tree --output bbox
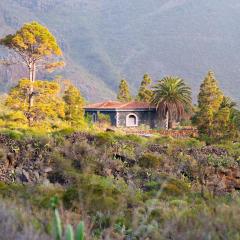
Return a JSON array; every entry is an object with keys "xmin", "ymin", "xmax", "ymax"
[
  {"xmin": 198, "ymin": 71, "xmax": 223, "ymax": 110},
  {"xmin": 213, "ymin": 96, "xmax": 239, "ymax": 139},
  {"xmin": 117, "ymin": 79, "xmax": 132, "ymax": 102},
  {"xmin": 0, "ymin": 22, "xmax": 63, "ymax": 125},
  {"xmin": 151, "ymin": 76, "xmax": 192, "ymax": 129},
  {"xmin": 63, "ymin": 84, "xmax": 85, "ymax": 127},
  {"xmin": 6, "ymin": 79, "xmax": 65, "ymax": 124},
  {"xmin": 136, "ymin": 73, "xmax": 153, "ymax": 102},
  {"xmin": 196, "ymin": 71, "xmax": 223, "ymax": 134}
]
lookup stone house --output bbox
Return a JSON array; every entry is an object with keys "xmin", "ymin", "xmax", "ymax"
[{"xmin": 84, "ymin": 101, "xmax": 165, "ymax": 129}]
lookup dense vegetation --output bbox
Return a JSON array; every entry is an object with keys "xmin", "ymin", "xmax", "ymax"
[
  {"xmin": 0, "ymin": 130, "xmax": 240, "ymax": 239},
  {"xmin": 0, "ymin": 21, "xmax": 240, "ymax": 240}
]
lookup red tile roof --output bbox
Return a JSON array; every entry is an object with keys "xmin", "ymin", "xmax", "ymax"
[{"xmin": 85, "ymin": 101, "xmax": 155, "ymax": 110}]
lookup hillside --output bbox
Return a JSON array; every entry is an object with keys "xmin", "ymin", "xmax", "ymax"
[
  {"xmin": 1, "ymin": 130, "xmax": 240, "ymax": 239},
  {"xmin": 0, "ymin": 0, "xmax": 240, "ymax": 102}
]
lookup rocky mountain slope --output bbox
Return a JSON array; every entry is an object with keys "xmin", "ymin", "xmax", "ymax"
[{"xmin": 0, "ymin": 0, "xmax": 240, "ymax": 102}]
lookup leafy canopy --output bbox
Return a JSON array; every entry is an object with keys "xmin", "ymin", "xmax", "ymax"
[
  {"xmin": 63, "ymin": 85, "xmax": 85, "ymax": 127},
  {"xmin": 6, "ymin": 79, "xmax": 65, "ymax": 123},
  {"xmin": 0, "ymin": 21, "xmax": 62, "ymax": 62},
  {"xmin": 0, "ymin": 22, "xmax": 63, "ymax": 126}
]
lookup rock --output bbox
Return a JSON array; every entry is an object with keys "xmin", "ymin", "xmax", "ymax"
[
  {"xmin": 104, "ymin": 168, "xmax": 112, "ymax": 176},
  {"xmin": 33, "ymin": 171, "xmax": 40, "ymax": 181},
  {"xmin": 22, "ymin": 169, "xmax": 31, "ymax": 183},
  {"xmin": 106, "ymin": 128, "xmax": 115, "ymax": 132},
  {"xmin": 234, "ymin": 172, "xmax": 240, "ymax": 179},
  {"xmin": 43, "ymin": 167, "xmax": 53, "ymax": 173},
  {"xmin": 115, "ymin": 154, "xmax": 136, "ymax": 167},
  {"xmin": 42, "ymin": 178, "xmax": 50, "ymax": 186},
  {"xmin": 6, "ymin": 153, "xmax": 15, "ymax": 167},
  {"xmin": 148, "ymin": 144, "xmax": 167, "ymax": 154}
]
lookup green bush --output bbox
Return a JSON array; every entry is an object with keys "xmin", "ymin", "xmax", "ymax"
[
  {"xmin": 95, "ymin": 132, "xmax": 115, "ymax": 145},
  {"xmin": 138, "ymin": 153, "xmax": 162, "ymax": 169},
  {"xmin": 52, "ymin": 128, "xmax": 75, "ymax": 138},
  {"xmin": 152, "ymin": 136, "xmax": 173, "ymax": 145},
  {"xmin": 0, "ymin": 129, "xmax": 24, "ymax": 140},
  {"xmin": 143, "ymin": 176, "xmax": 190, "ymax": 198},
  {"xmin": 116, "ymin": 134, "xmax": 147, "ymax": 144},
  {"xmin": 62, "ymin": 187, "xmax": 79, "ymax": 209},
  {"xmin": 172, "ymin": 138, "xmax": 205, "ymax": 149},
  {"xmin": 97, "ymin": 113, "xmax": 111, "ymax": 125},
  {"xmin": 78, "ymin": 174, "xmax": 129, "ymax": 215}
]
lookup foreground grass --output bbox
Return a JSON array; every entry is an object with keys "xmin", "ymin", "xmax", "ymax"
[{"xmin": 0, "ymin": 129, "xmax": 239, "ymax": 239}]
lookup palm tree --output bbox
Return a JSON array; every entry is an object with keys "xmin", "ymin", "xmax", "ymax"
[
  {"xmin": 151, "ymin": 76, "xmax": 192, "ymax": 129},
  {"xmin": 220, "ymin": 96, "xmax": 237, "ymax": 109}
]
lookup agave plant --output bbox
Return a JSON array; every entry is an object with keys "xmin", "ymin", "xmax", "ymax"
[
  {"xmin": 151, "ymin": 76, "xmax": 192, "ymax": 129},
  {"xmin": 53, "ymin": 208, "xmax": 85, "ymax": 240},
  {"xmin": 51, "ymin": 197, "xmax": 85, "ymax": 240}
]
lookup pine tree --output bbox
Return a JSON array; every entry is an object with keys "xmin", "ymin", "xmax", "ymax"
[
  {"xmin": 6, "ymin": 79, "xmax": 65, "ymax": 124},
  {"xmin": 136, "ymin": 74, "xmax": 153, "ymax": 102},
  {"xmin": 0, "ymin": 22, "xmax": 63, "ymax": 125},
  {"xmin": 196, "ymin": 71, "xmax": 224, "ymax": 134},
  {"xmin": 63, "ymin": 85, "xmax": 85, "ymax": 127},
  {"xmin": 117, "ymin": 79, "xmax": 132, "ymax": 102},
  {"xmin": 213, "ymin": 96, "xmax": 238, "ymax": 139},
  {"xmin": 198, "ymin": 71, "xmax": 223, "ymax": 110}
]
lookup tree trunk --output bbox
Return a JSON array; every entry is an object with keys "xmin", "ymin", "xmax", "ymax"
[
  {"xmin": 166, "ymin": 111, "xmax": 173, "ymax": 130},
  {"xmin": 165, "ymin": 111, "xmax": 173, "ymax": 130},
  {"xmin": 27, "ymin": 61, "xmax": 36, "ymax": 126},
  {"xmin": 165, "ymin": 111, "xmax": 169, "ymax": 130},
  {"xmin": 168, "ymin": 120, "xmax": 173, "ymax": 129}
]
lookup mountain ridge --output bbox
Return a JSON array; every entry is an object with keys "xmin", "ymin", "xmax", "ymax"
[{"xmin": 0, "ymin": 0, "xmax": 240, "ymax": 102}]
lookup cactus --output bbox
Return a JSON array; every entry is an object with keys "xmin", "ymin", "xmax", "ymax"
[
  {"xmin": 76, "ymin": 222, "xmax": 84, "ymax": 240},
  {"xmin": 66, "ymin": 224, "xmax": 74, "ymax": 240},
  {"xmin": 52, "ymin": 203, "xmax": 85, "ymax": 240},
  {"xmin": 53, "ymin": 209, "xmax": 63, "ymax": 240}
]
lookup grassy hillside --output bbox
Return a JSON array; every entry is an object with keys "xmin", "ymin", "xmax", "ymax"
[
  {"xmin": 0, "ymin": 0, "xmax": 240, "ymax": 102},
  {"xmin": 0, "ymin": 130, "xmax": 240, "ymax": 239}
]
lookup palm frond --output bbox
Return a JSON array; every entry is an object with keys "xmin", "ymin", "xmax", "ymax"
[{"xmin": 151, "ymin": 76, "xmax": 192, "ymax": 121}]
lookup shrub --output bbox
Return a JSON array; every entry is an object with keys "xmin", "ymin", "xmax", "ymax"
[
  {"xmin": 95, "ymin": 132, "xmax": 115, "ymax": 145},
  {"xmin": 0, "ymin": 129, "xmax": 24, "ymax": 140},
  {"xmin": 97, "ymin": 113, "xmax": 111, "ymax": 125},
  {"xmin": 78, "ymin": 174, "xmax": 129, "ymax": 215},
  {"xmin": 62, "ymin": 187, "xmax": 79, "ymax": 209},
  {"xmin": 138, "ymin": 153, "xmax": 162, "ymax": 169},
  {"xmin": 143, "ymin": 176, "xmax": 190, "ymax": 198},
  {"xmin": 116, "ymin": 134, "xmax": 147, "ymax": 145},
  {"xmin": 0, "ymin": 199, "xmax": 51, "ymax": 240},
  {"xmin": 172, "ymin": 138, "xmax": 205, "ymax": 149},
  {"xmin": 152, "ymin": 136, "xmax": 173, "ymax": 145},
  {"xmin": 52, "ymin": 128, "xmax": 75, "ymax": 138}
]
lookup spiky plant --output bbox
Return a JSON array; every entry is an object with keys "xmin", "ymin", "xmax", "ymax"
[
  {"xmin": 53, "ymin": 209, "xmax": 85, "ymax": 240},
  {"xmin": 151, "ymin": 76, "xmax": 192, "ymax": 129},
  {"xmin": 220, "ymin": 96, "xmax": 237, "ymax": 109},
  {"xmin": 51, "ymin": 197, "xmax": 85, "ymax": 240}
]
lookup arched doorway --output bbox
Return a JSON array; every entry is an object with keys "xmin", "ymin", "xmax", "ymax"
[{"xmin": 126, "ymin": 113, "xmax": 138, "ymax": 127}]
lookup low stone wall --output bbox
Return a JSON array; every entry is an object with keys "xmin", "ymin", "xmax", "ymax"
[{"xmin": 125, "ymin": 128, "xmax": 199, "ymax": 138}]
